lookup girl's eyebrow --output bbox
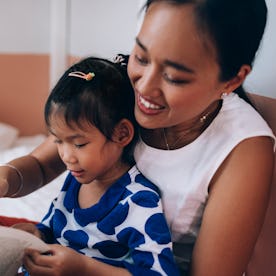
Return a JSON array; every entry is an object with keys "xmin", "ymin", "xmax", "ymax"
[
  {"xmin": 67, "ymin": 134, "xmax": 85, "ymax": 140},
  {"xmin": 49, "ymin": 129, "xmax": 85, "ymax": 140},
  {"xmin": 135, "ymin": 37, "xmax": 195, "ymax": 74}
]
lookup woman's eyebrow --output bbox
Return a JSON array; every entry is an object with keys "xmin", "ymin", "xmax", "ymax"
[
  {"xmin": 135, "ymin": 37, "xmax": 147, "ymax": 52},
  {"xmin": 135, "ymin": 37, "xmax": 195, "ymax": 74},
  {"xmin": 164, "ymin": 59, "xmax": 195, "ymax": 74}
]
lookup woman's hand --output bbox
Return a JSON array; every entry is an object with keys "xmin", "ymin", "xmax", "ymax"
[
  {"xmin": 12, "ymin": 222, "xmax": 43, "ymax": 239},
  {"xmin": 0, "ymin": 172, "xmax": 9, "ymax": 197},
  {"xmin": 0, "ymin": 165, "xmax": 20, "ymax": 197}
]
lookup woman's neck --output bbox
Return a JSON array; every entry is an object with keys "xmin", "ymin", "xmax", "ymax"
[{"xmin": 141, "ymin": 99, "xmax": 223, "ymax": 150}]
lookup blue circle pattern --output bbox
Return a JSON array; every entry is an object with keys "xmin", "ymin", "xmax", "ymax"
[
  {"xmin": 37, "ymin": 166, "xmax": 179, "ymax": 275},
  {"xmin": 93, "ymin": 240, "xmax": 129, "ymax": 258},
  {"xmin": 159, "ymin": 248, "xmax": 179, "ymax": 276},
  {"xmin": 145, "ymin": 213, "xmax": 172, "ymax": 244},
  {"xmin": 97, "ymin": 202, "xmax": 130, "ymax": 235},
  {"xmin": 63, "ymin": 229, "xmax": 89, "ymax": 250},
  {"xmin": 53, "ymin": 209, "xmax": 67, "ymax": 238},
  {"xmin": 117, "ymin": 227, "xmax": 145, "ymax": 249},
  {"xmin": 131, "ymin": 190, "xmax": 160, "ymax": 208}
]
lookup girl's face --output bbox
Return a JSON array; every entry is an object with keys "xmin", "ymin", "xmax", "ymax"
[
  {"xmin": 48, "ymin": 115, "xmax": 124, "ymax": 186},
  {"xmin": 128, "ymin": 2, "xmax": 229, "ymax": 130}
]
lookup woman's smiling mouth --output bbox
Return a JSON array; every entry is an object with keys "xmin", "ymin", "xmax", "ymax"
[{"xmin": 137, "ymin": 94, "xmax": 165, "ymax": 115}]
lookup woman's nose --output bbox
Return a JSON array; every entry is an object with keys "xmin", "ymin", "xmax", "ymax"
[{"xmin": 135, "ymin": 65, "xmax": 161, "ymax": 97}]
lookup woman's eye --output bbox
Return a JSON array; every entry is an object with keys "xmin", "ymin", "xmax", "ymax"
[
  {"xmin": 163, "ymin": 72, "xmax": 189, "ymax": 85},
  {"xmin": 135, "ymin": 54, "xmax": 148, "ymax": 65}
]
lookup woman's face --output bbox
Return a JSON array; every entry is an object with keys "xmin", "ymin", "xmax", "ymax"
[{"xmin": 128, "ymin": 2, "xmax": 228, "ymax": 130}]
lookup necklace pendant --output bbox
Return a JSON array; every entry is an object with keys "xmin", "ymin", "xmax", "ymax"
[
  {"xmin": 162, "ymin": 128, "xmax": 170, "ymax": 150},
  {"xmin": 200, "ymin": 115, "xmax": 206, "ymax": 123}
]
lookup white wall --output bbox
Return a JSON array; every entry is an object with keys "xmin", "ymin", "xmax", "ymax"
[
  {"xmin": 0, "ymin": 0, "xmax": 139, "ymax": 57},
  {"xmin": 0, "ymin": 0, "xmax": 275, "ymax": 98},
  {"xmin": 0, "ymin": 0, "xmax": 50, "ymax": 53},
  {"xmin": 69, "ymin": 0, "xmax": 140, "ymax": 59},
  {"xmin": 244, "ymin": 0, "xmax": 276, "ymax": 98}
]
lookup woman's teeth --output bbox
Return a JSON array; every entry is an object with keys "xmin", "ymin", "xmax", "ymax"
[{"xmin": 140, "ymin": 96, "xmax": 162, "ymax": 110}]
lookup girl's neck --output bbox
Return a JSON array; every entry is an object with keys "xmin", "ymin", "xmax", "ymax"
[
  {"xmin": 141, "ymin": 99, "xmax": 222, "ymax": 150},
  {"xmin": 78, "ymin": 161, "xmax": 131, "ymax": 209}
]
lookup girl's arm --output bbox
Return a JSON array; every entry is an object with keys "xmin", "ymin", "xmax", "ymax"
[
  {"xmin": 191, "ymin": 136, "xmax": 274, "ymax": 276},
  {"xmin": 0, "ymin": 135, "xmax": 65, "ymax": 197}
]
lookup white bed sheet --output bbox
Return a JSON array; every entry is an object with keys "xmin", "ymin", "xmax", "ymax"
[{"xmin": 0, "ymin": 135, "xmax": 65, "ymax": 221}]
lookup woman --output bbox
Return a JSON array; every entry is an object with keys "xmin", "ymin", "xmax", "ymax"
[{"xmin": 1, "ymin": 0, "xmax": 275, "ymax": 275}]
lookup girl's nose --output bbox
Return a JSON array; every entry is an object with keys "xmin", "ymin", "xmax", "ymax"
[{"xmin": 60, "ymin": 146, "xmax": 77, "ymax": 165}]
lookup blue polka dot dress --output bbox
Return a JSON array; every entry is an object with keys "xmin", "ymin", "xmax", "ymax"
[{"xmin": 36, "ymin": 166, "xmax": 179, "ymax": 275}]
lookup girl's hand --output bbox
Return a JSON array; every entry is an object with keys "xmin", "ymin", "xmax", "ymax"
[{"xmin": 23, "ymin": 244, "xmax": 87, "ymax": 276}]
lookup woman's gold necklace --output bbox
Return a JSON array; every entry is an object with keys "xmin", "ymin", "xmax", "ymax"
[
  {"xmin": 162, "ymin": 100, "xmax": 222, "ymax": 150},
  {"xmin": 162, "ymin": 117, "xmax": 207, "ymax": 150}
]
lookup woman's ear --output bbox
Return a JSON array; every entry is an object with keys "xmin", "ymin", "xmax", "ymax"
[
  {"xmin": 223, "ymin": 64, "xmax": 251, "ymax": 93},
  {"xmin": 112, "ymin": 119, "xmax": 135, "ymax": 147}
]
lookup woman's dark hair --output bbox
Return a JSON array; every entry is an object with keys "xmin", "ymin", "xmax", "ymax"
[
  {"xmin": 144, "ymin": 0, "xmax": 267, "ymax": 104},
  {"xmin": 45, "ymin": 55, "xmax": 137, "ymax": 165}
]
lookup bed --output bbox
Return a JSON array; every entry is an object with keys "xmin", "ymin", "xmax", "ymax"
[
  {"xmin": 0, "ymin": 52, "xmax": 65, "ymax": 221},
  {"xmin": 0, "ymin": 122, "xmax": 66, "ymax": 221}
]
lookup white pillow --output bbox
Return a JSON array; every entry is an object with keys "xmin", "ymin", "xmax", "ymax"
[{"xmin": 0, "ymin": 122, "xmax": 19, "ymax": 150}]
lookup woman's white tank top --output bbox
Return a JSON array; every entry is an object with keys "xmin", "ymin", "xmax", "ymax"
[{"xmin": 134, "ymin": 93, "xmax": 275, "ymax": 271}]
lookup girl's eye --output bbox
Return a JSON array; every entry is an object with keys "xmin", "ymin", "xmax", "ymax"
[
  {"xmin": 163, "ymin": 72, "xmax": 190, "ymax": 85},
  {"xmin": 54, "ymin": 139, "xmax": 62, "ymax": 144},
  {"xmin": 135, "ymin": 54, "xmax": 148, "ymax": 66},
  {"xmin": 75, "ymin": 143, "xmax": 88, "ymax": 149}
]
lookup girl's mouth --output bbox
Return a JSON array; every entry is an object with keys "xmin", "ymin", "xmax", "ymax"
[{"xmin": 70, "ymin": 170, "xmax": 85, "ymax": 178}]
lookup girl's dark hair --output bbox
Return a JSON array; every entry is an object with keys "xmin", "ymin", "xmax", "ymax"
[
  {"xmin": 45, "ymin": 55, "xmax": 137, "ymax": 165},
  {"xmin": 144, "ymin": 0, "xmax": 267, "ymax": 104}
]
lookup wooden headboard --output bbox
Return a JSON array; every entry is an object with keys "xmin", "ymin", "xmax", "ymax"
[{"xmin": 0, "ymin": 54, "xmax": 49, "ymax": 136}]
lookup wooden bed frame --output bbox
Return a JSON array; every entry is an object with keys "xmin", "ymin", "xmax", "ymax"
[{"xmin": 0, "ymin": 54, "xmax": 49, "ymax": 136}]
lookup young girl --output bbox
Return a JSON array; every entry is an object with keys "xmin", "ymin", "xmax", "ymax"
[{"xmin": 14, "ymin": 56, "xmax": 179, "ymax": 276}]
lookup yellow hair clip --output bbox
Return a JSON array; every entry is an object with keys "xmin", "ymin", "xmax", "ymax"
[{"xmin": 68, "ymin": 71, "xmax": 95, "ymax": 81}]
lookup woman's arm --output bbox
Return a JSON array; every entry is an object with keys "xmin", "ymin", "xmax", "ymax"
[
  {"xmin": 191, "ymin": 136, "xmax": 274, "ymax": 276},
  {"xmin": 0, "ymin": 135, "xmax": 65, "ymax": 197}
]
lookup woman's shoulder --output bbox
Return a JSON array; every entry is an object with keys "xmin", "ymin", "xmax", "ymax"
[{"xmin": 215, "ymin": 93, "xmax": 275, "ymax": 143}]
